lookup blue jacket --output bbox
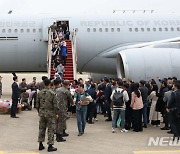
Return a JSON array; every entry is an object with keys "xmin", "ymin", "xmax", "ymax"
[{"xmin": 60, "ymin": 46, "xmax": 68, "ymax": 57}]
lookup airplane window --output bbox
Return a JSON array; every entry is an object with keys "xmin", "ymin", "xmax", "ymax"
[
  {"xmin": 87, "ymin": 28, "xmax": 90, "ymax": 32},
  {"xmin": 165, "ymin": 28, "xmax": 168, "ymax": 31},
  {"xmin": 135, "ymin": 28, "xmax": 138, "ymax": 32},
  {"xmin": 20, "ymin": 29, "xmax": 24, "ymax": 33},
  {"xmin": 39, "ymin": 29, "xmax": 42, "ymax": 33},
  {"xmin": 2, "ymin": 29, "xmax": 5, "ymax": 33},
  {"xmin": 177, "ymin": 27, "xmax": 180, "ymax": 31},
  {"xmin": 105, "ymin": 28, "xmax": 108, "ymax": 32},
  {"xmin": 99, "ymin": 28, "xmax": 102, "ymax": 32},
  {"xmin": 8, "ymin": 29, "xmax": 12, "ymax": 33},
  {"xmin": 33, "ymin": 29, "xmax": 36, "ymax": 33},
  {"xmin": 171, "ymin": 27, "xmax": 174, "ymax": 31},
  {"xmin": 14, "ymin": 29, "xmax": 18, "ymax": 33},
  {"xmin": 153, "ymin": 28, "xmax": 156, "ymax": 31},
  {"xmin": 129, "ymin": 28, "xmax": 132, "ymax": 32},
  {"xmin": 117, "ymin": 28, "xmax": 120, "ymax": 32},
  {"xmin": 159, "ymin": 28, "xmax": 162, "ymax": 32},
  {"xmin": 141, "ymin": 28, "xmax": 144, "ymax": 32},
  {"xmin": 27, "ymin": 29, "xmax": 30, "ymax": 33},
  {"xmin": 93, "ymin": 28, "xmax": 96, "ymax": 32},
  {"xmin": 111, "ymin": 28, "xmax": 114, "ymax": 32},
  {"xmin": 147, "ymin": 28, "xmax": 150, "ymax": 32}
]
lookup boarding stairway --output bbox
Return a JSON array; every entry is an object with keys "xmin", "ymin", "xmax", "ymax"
[{"xmin": 47, "ymin": 27, "xmax": 77, "ymax": 82}]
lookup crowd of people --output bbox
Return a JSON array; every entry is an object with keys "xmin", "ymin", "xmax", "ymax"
[
  {"xmin": 50, "ymin": 21, "xmax": 70, "ymax": 80},
  {"xmin": 8, "ymin": 74, "xmax": 180, "ymax": 152},
  {"xmin": 69, "ymin": 77, "xmax": 180, "ymax": 139}
]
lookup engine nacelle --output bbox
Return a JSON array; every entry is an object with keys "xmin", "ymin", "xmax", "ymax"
[{"xmin": 117, "ymin": 48, "xmax": 180, "ymax": 81}]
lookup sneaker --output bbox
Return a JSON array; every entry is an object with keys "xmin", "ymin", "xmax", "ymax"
[
  {"xmin": 88, "ymin": 121, "xmax": 94, "ymax": 124},
  {"xmin": 120, "ymin": 129, "xmax": 128, "ymax": 133},
  {"xmin": 78, "ymin": 133, "xmax": 83, "ymax": 136},
  {"xmin": 105, "ymin": 118, "xmax": 112, "ymax": 121},
  {"xmin": 143, "ymin": 124, "xmax": 147, "ymax": 128},
  {"xmin": 112, "ymin": 128, "xmax": 115, "ymax": 133},
  {"xmin": 161, "ymin": 127, "xmax": 170, "ymax": 130},
  {"xmin": 94, "ymin": 118, "xmax": 98, "ymax": 121}
]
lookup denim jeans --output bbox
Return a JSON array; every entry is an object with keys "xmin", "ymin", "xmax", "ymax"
[
  {"xmin": 76, "ymin": 106, "xmax": 87, "ymax": 133},
  {"xmin": 112, "ymin": 109, "xmax": 125, "ymax": 129}
]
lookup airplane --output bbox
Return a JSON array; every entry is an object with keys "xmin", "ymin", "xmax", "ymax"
[{"xmin": 1, "ymin": 10, "xmax": 180, "ymax": 81}]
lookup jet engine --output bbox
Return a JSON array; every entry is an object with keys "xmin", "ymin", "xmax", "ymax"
[{"xmin": 117, "ymin": 48, "xmax": 180, "ymax": 81}]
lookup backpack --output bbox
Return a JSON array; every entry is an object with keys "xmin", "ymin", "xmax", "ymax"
[{"xmin": 112, "ymin": 89, "xmax": 124, "ymax": 107}]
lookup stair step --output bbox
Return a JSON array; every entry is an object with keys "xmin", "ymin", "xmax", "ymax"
[
  {"xmin": 65, "ymin": 72, "xmax": 73, "ymax": 75},
  {"xmin": 49, "ymin": 40, "xmax": 74, "ymax": 81},
  {"xmin": 64, "ymin": 74, "xmax": 73, "ymax": 77},
  {"xmin": 65, "ymin": 68, "xmax": 73, "ymax": 71}
]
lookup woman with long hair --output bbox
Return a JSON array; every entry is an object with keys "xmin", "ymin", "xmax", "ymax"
[
  {"xmin": 131, "ymin": 83, "xmax": 144, "ymax": 132},
  {"xmin": 148, "ymin": 84, "xmax": 161, "ymax": 126}
]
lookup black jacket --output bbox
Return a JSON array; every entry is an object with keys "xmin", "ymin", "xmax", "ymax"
[
  {"xmin": 156, "ymin": 86, "xmax": 169, "ymax": 113},
  {"xmin": 104, "ymin": 84, "xmax": 112, "ymax": 101},
  {"xmin": 139, "ymin": 86, "xmax": 148, "ymax": 103},
  {"xmin": 86, "ymin": 88, "xmax": 97, "ymax": 102},
  {"xmin": 12, "ymin": 82, "xmax": 20, "ymax": 100},
  {"xmin": 168, "ymin": 90, "xmax": 180, "ymax": 110}
]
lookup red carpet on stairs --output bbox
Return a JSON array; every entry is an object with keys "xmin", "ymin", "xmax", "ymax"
[{"xmin": 50, "ymin": 40, "xmax": 74, "ymax": 82}]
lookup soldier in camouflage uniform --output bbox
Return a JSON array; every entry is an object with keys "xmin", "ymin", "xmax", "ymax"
[
  {"xmin": 36, "ymin": 79, "xmax": 59, "ymax": 152},
  {"xmin": 55, "ymin": 80, "xmax": 73, "ymax": 142},
  {"xmin": 37, "ymin": 76, "xmax": 48, "ymax": 91},
  {"xmin": 19, "ymin": 78, "xmax": 28, "ymax": 95},
  {"xmin": 20, "ymin": 89, "xmax": 31, "ymax": 110}
]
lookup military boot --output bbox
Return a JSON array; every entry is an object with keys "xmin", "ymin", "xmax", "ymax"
[
  {"xmin": 56, "ymin": 134, "xmax": 60, "ymax": 141},
  {"xmin": 47, "ymin": 144, "xmax": 57, "ymax": 152},
  {"xmin": 56, "ymin": 134, "xmax": 66, "ymax": 142},
  {"xmin": 39, "ymin": 142, "xmax": 45, "ymax": 151},
  {"xmin": 62, "ymin": 130, "xmax": 69, "ymax": 137}
]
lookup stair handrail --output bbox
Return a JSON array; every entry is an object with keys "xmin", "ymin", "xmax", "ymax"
[
  {"xmin": 71, "ymin": 28, "xmax": 78, "ymax": 80},
  {"xmin": 47, "ymin": 28, "xmax": 53, "ymax": 78}
]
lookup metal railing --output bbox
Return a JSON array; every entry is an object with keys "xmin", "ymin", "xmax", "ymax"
[
  {"xmin": 71, "ymin": 28, "xmax": 78, "ymax": 80},
  {"xmin": 47, "ymin": 28, "xmax": 53, "ymax": 78}
]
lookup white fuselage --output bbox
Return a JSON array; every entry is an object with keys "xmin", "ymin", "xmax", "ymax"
[{"xmin": 0, "ymin": 13, "xmax": 180, "ymax": 75}]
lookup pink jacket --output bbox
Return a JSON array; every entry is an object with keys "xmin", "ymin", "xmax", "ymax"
[{"xmin": 131, "ymin": 91, "xmax": 143, "ymax": 110}]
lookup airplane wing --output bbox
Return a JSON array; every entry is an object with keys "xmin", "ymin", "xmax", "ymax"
[{"xmin": 101, "ymin": 37, "xmax": 180, "ymax": 58}]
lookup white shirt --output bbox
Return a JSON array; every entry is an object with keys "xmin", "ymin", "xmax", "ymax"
[{"xmin": 110, "ymin": 87, "xmax": 129, "ymax": 109}]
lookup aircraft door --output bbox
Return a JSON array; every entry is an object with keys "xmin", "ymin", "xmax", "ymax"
[{"xmin": 42, "ymin": 19, "xmax": 70, "ymax": 41}]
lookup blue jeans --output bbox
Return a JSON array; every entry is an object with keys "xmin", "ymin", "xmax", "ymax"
[
  {"xmin": 143, "ymin": 103, "xmax": 148, "ymax": 125},
  {"xmin": 112, "ymin": 109, "xmax": 125, "ymax": 129},
  {"xmin": 76, "ymin": 106, "xmax": 87, "ymax": 133}
]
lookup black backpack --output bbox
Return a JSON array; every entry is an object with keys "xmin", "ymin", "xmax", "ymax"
[{"xmin": 112, "ymin": 90, "xmax": 124, "ymax": 107}]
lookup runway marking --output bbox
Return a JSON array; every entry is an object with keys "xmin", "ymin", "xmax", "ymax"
[
  {"xmin": 3, "ymin": 153, "xmax": 39, "ymax": 154},
  {"xmin": 134, "ymin": 150, "xmax": 180, "ymax": 154}
]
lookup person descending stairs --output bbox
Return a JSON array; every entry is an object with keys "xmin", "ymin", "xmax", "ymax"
[{"xmin": 50, "ymin": 40, "xmax": 74, "ymax": 82}]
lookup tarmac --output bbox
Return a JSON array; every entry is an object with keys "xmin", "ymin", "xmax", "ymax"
[{"xmin": 0, "ymin": 73, "xmax": 180, "ymax": 154}]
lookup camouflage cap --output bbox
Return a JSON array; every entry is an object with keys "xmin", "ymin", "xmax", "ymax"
[{"xmin": 63, "ymin": 80, "xmax": 70, "ymax": 86}]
